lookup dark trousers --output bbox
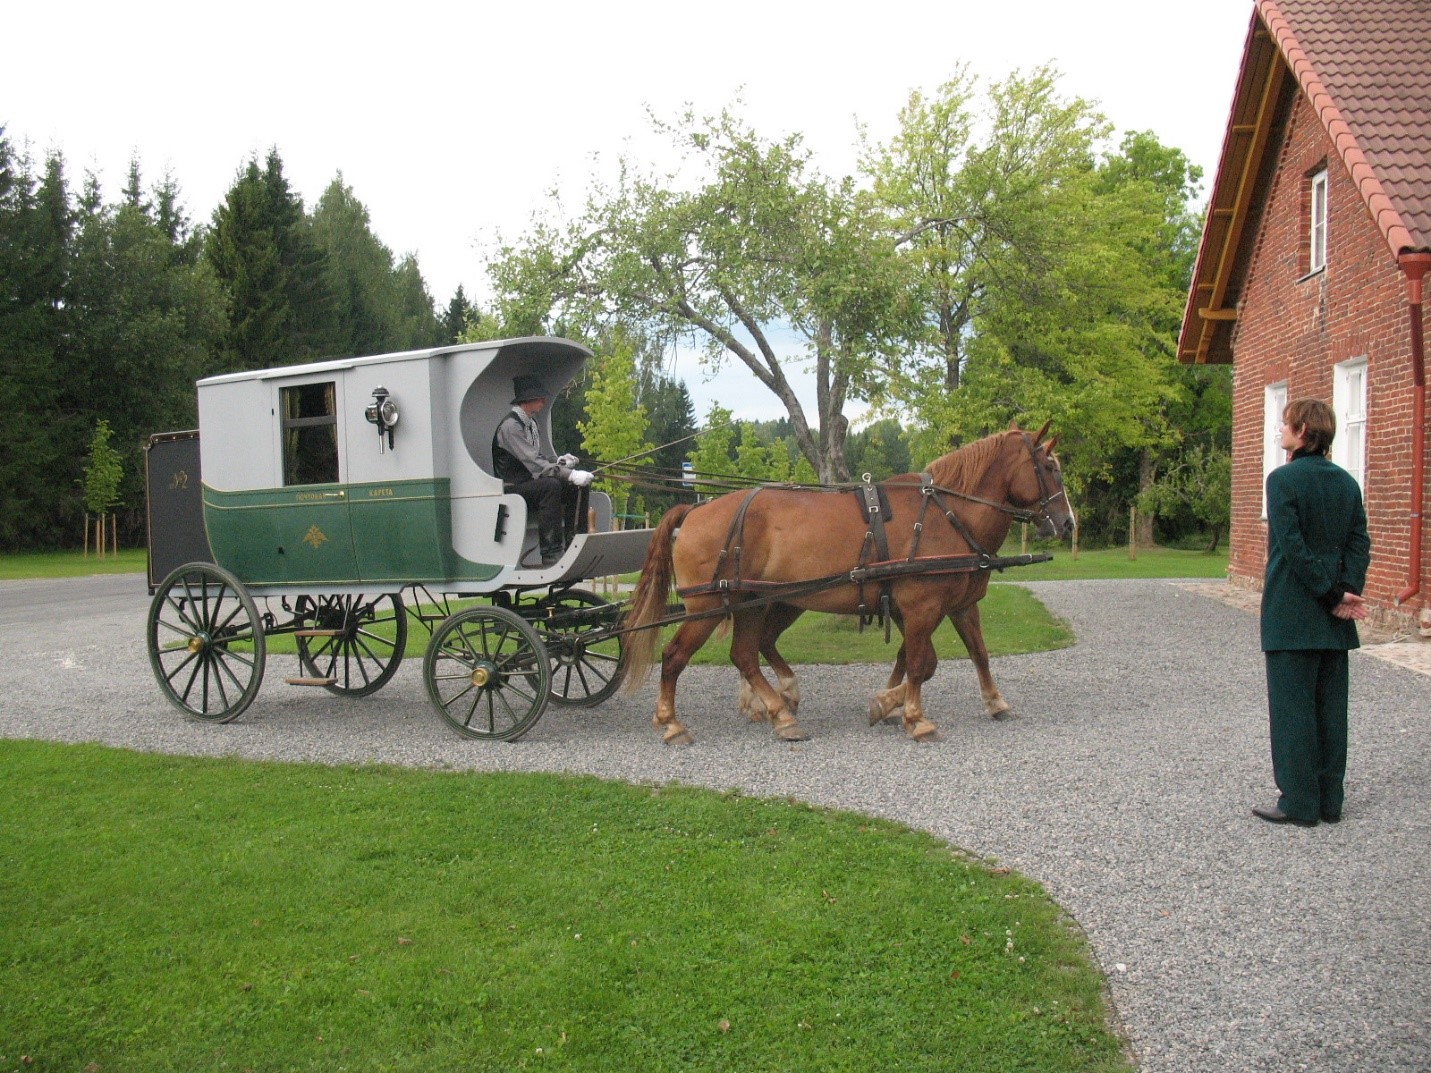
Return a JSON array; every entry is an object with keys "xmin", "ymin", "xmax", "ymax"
[
  {"xmin": 1264, "ymin": 649, "xmax": 1350, "ymax": 821},
  {"xmin": 509, "ymin": 477, "xmax": 583, "ymax": 556}
]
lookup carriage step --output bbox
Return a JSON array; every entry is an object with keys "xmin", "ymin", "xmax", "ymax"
[
  {"xmin": 294, "ymin": 629, "xmax": 343, "ymax": 637},
  {"xmin": 285, "ymin": 676, "xmax": 339, "ymax": 686}
]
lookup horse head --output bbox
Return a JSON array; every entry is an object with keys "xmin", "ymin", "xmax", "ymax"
[{"xmin": 1010, "ymin": 420, "xmax": 1076, "ymax": 542}]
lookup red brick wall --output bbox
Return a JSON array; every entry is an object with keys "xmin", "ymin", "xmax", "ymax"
[{"xmin": 1229, "ymin": 91, "xmax": 1428, "ymax": 628}]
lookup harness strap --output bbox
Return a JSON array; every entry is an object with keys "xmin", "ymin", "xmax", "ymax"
[
  {"xmin": 920, "ymin": 472, "xmax": 995, "ymax": 558},
  {"xmin": 709, "ymin": 487, "xmax": 765, "ymax": 610},
  {"xmin": 856, "ymin": 475, "xmax": 896, "ymax": 637}
]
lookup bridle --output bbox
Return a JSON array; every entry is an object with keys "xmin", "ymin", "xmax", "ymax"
[{"xmin": 916, "ymin": 432, "xmax": 1070, "ymax": 534}]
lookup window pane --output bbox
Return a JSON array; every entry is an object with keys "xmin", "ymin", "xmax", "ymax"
[
  {"xmin": 1309, "ymin": 170, "xmax": 1328, "ymax": 272},
  {"xmin": 281, "ymin": 382, "xmax": 340, "ymax": 485}
]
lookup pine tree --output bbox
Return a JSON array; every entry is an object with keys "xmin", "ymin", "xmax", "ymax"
[{"xmin": 206, "ymin": 149, "xmax": 337, "ymax": 370}]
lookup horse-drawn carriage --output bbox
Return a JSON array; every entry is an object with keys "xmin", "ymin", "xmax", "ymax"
[
  {"xmin": 146, "ymin": 334, "xmax": 1076, "ymax": 745},
  {"xmin": 145, "ymin": 336, "xmax": 654, "ymax": 741}
]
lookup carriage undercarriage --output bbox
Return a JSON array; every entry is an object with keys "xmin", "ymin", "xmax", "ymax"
[{"xmin": 146, "ymin": 563, "xmax": 628, "ymax": 741}]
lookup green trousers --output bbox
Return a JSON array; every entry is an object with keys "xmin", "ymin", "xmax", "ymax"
[{"xmin": 1264, "ymin": 649, "xmax": 1350, "ymax": 822}]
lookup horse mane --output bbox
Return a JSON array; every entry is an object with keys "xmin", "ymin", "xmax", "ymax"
[{"xmin": 921, "ymin": 431, "xmax": 1010, "ymax": 492}]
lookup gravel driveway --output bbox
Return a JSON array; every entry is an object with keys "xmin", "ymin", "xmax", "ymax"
[{"xmin": 1, "ymin": 574, "xmax": 1427, "ymax": 1072}]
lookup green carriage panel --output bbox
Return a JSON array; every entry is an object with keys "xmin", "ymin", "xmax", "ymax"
[
  {"xmin": 202, "ymin": 484, "xmax": 360, "ymax": 585},
  {"xmin": 349, "ymin": 478, "xmax": 502, "ymax": 585}
]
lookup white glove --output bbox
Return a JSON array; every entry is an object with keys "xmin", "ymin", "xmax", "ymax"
[
  {"xmin": 557, "ymin": 453, "xmax": 579, "ymax": 468},
  {"xmin": 569, "ymin": 469, "xmax": 594, "ymax": 488}
]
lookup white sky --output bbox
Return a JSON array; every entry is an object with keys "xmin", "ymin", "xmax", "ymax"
[{"xmin": 4, "ymin": 0, "xmax": 1256, "ymax": 420}]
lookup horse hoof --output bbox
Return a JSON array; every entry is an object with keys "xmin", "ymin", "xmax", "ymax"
[
  {"xmin": 775, "ymin": 723, "xmax": 809, "ymax": 742},
  {"xmin": 991, "ymin": 708, "xmax": 1017, "ymax": 721},
  {"xmin": 907, "ymin": 720, "xmax": 939, "ymax": 741},
  {"xmin": 662, "ymin": 726, "xmax": 695, "ymax": 746},
  {"xmin": 868, "ymin": 699, "xmax": 895, "ymax": 726}
]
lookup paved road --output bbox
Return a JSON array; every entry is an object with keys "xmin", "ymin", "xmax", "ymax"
[
  {"xmin": 0, "ymin": 572, "xmax": 150, "ymax": 628},
  {"xmin": 1, "ymin": 574, "xmax": 1427, "ymax": 1073}
]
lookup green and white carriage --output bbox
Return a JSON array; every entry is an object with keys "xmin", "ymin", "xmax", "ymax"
[{"xmin": 144, "ymin": 336, "xmax": 654, "ymax": 740}]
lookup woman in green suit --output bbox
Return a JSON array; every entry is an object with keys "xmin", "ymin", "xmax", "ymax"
[{"xmin": 1256, "ymin": 398, "xmax": 1371, "ymax": 827}]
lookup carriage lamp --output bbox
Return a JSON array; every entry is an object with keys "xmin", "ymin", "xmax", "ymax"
[{"xmin": 364, "ymin": 386, "xmax": 399, "ymax": 452}]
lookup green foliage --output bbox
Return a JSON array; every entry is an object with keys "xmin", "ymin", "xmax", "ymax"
[
  {"xmin": 487, "ymin": 107, "xmax": 917, "ymax": 482},
  {"xmin": 205, "ymin": 149, "xmax": 338, "ymax": 370},
  {"xmin": 578, "ymin": 329, "xmax": 651, "ymax": 517},
  {"xmin": 862, "ymin": 72, "xmax": 1213, "ymax": 539},
  {"xmin": 442, "ymin": 284, "xmax": 481, "ymax": 343},
  {"xmin": 0, "ymin": 138, "xmax": 227, "ymax": 549},
  {"xmin": 846, "ymin": 417, "xmax": 913, "ymax": 479},
  {"xmin": 1137, "ymin": 444, "xmax": 1232, "ymax": 551},
  {"xmin": 688, "ymin": 403, "xmax": 739, "ymax": 493},
  {"xmin": 0, "ymin": 129, "xmax": 450, "ymax": 550},
  {"xmin": 309, "ymin": 176, "xmax": 445, "ymax": 356},
  {"xmin": 0, "ymin": 741, "xmax": 1132, "ymax": 1073},
  {"xmin": 81, "ymin": 420, "xmax": 124, "ymax": 515}
]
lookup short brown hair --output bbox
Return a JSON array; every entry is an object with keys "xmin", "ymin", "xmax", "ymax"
[{"xmin": 1284, "ymin": 398, "xmax": 1336, "ymax": 455}]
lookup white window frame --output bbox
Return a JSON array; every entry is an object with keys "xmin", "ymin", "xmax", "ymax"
[
  {"xmin": 1309, "ymin": 167, "xmax": 1329, "ymax": 273},
  {"xmin": 1263, "ymin": 381, "xmax": 1288, "ymax": 520},
  {"xmin": 1332, "ymin": 358, "xmax": 1368, "ymax": 491}
]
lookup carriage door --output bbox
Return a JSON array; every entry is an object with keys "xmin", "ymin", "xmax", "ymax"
[{"xmin": 274, "ymin": 380, "xmax": 359, "ymax": 583}]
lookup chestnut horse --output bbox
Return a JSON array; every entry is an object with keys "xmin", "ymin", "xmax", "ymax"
[{"xmin": 621, "ymin": 422, "xmax": 1075, "ymax": 744}]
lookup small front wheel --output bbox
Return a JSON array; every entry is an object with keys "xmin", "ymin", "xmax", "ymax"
[
  {"xmin": 532, "ymin": 588, "xmax": 625, "ymax": 707},
  {"xmin": 423, "ymin": 606, "xmax": 551, "ymax": 741},
  {"xmin": 147, "ymin": 563, "xmax": 265, "ymax": 722}
]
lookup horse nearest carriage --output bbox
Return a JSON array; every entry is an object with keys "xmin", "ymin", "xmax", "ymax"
[{"xmin": 144, "ymin": 336, "xmax": 655, "ymax": 741}]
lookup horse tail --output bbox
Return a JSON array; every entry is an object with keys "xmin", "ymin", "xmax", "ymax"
[{"xmin": 621, "ymin": 502, "xmax": 695, "ymax": 690}]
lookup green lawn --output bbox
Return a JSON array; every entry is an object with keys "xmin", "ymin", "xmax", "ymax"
[
  {"xmin": 0, "ymin": 740, "xmax": 1132, "ymax": 1073},
  {"xmin": 0, "ymin": 547, "xmax": 147, "ymax": 579},
  {"xmin": 1013, "ymin": 543, "xmax": 1228, "ymax": 581},
  {"xmin": 682, "ymin": 581, "xmax": 1073, "ymax": 666}
]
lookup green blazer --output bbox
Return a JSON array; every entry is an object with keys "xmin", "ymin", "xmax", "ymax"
[{"xmin": 1260, "ymin": 453, "xmax": 1371, "ymax": 652}]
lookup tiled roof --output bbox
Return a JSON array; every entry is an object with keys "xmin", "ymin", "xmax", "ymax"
[
  {"xmin": 1177, "ymin": 0, "xmax": 1431, "ymax": 363},
  {"xmin": 1263, "ymin": 0, "xmax": 1431, "ymax": 254}
]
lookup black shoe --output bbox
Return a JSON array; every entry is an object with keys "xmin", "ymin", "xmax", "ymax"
[
  {"xmin": 1252, "ymin": 803, "xmax": 1318, "ymax": 827},
  {"xmin": 1321, "ymin": 812, "xmax": 1342, "ymax": 824},
  {"xmin": 521, "ymin": 550, "xmax": 563, "ymax": 569}
]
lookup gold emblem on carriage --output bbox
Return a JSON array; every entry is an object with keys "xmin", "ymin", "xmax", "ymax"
[{"xmin": 303, "ymin": 525, "xmax": 328, "ymax": 549}]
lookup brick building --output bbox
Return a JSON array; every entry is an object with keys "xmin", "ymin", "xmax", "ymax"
[{"xmin": 1178, "ymin": 0, "xmax": 1431, "ymax": 636}]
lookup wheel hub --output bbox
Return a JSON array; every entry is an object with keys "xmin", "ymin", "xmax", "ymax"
[{"xmin": 470, "ymin": 659, "xmax": 499, "ymax": 688}]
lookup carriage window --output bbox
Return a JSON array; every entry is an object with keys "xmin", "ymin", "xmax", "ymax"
[{"xmin": 281, "ymin": 382, "xmax": 340, "ymax": 485}]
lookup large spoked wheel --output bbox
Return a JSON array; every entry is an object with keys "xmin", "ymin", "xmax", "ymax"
[
  {"xmin": 147, "ymin": 563, "xmax": 266, "ymax": 722},
  {"xmin": 424, "ymin": 606, "xmax": 551, "ymax": 741},
  {"xmin": 532, "ymin": 588, "xmax": 625, "ymax": 707},
  {"xmin": 296, "ymin": 593, "xmax": 407, "ymax": 696}
]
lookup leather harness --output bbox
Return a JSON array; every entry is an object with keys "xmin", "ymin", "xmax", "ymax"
[{"xmin": 671, "ymin": 466, "xmax": 1055, "ymax": 640}]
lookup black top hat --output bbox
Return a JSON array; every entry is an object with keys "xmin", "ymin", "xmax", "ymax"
[{"xmin": 511, "ymin": 375, "xmax": 549, "ymax": 404}]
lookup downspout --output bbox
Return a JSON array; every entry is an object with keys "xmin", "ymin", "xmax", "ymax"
[{"xmin": 1394, "ymin": 251, "xmax": 1431, "ymax": 615}]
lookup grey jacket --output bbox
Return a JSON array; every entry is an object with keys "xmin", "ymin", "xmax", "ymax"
[{"xmin": 492, "ymin": 408, "xmax": 571, "ymax": 484}]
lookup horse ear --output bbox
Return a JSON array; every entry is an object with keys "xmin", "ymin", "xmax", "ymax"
[
  {"xmin": 1032, "ymin": 419, "xmax": 1052, "ymax": 444},
  {"xmin": 1046, "ymin": 434, "xmax": 1060, "ymax": 453},
  {"xmin": 1007, "ymin": 418, "xmax": 1020, "ymax": 431}
]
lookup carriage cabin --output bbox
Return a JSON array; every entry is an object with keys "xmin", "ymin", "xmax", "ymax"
[
  {"xmin": 1178, "ymin": 0, "xmax": 1431, "ymax": 637},
  {"xmin": 146, "ymin": 336, "xmax": 648, "ymax": 593}
]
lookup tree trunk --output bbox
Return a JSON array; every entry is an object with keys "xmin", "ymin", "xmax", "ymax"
[{"xmin": 1135, "ymin": 450, "xmax": 1158, "ymax": 548}]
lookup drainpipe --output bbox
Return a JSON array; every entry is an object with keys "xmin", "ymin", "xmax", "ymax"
[{"xmin": 1394, "ymin": 251, "xmax": 1431, "ymax": 624}]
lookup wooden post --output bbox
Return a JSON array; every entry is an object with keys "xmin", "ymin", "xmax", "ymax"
[
  {"xmin": 110, "ymin": 513, "xmax": 117, "ymax": 556},
  {"xmin": 1020, "ymin": 521, "xmax": 1028, "ymax": 555},
  {"xmin": 84, "ymin": 512, "xmax": 90, "ymax": 559},
  {"xmin": 1071, "ymin": 519, "xmax": 1080, "ymax": 560},
  {"xmin": 1128, "ymin": 505, "xmax": 1137, "ymax": 561}
]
